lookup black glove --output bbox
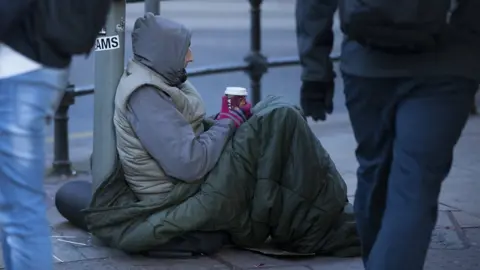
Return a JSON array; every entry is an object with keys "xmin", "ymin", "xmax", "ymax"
[{"xmin": 300, "ymin": 80, "xmax": 334, "ymax": 121}]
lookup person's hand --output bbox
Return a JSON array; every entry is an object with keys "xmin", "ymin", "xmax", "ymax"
[
  {"xmin": 300, "ymin": 80, "xmax": 334, "ymax": 121},
  {"xmin": 216, "ymin": 97, "xmax": 252, "ymax": 127}
]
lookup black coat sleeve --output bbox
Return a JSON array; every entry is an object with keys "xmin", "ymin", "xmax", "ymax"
[{"xmin": 295, "ymin": 0, "xmax": 337, "ymax": 82}]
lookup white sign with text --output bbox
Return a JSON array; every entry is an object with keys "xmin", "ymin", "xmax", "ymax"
[{"xmin": 95, "ymin": 35, "xmax": 120, "ymax": 51}]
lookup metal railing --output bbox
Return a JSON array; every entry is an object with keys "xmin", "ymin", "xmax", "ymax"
[{"xmin": 51, "ymin": 0, "xmax": 340, "ymax": 176}]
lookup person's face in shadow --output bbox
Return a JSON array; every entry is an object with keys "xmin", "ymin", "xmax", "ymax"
[{"xmin": 185, "ymin": 47, "xmax": 193, "ymax": 67}]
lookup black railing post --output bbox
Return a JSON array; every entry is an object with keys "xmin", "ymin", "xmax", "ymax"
[
  {"xmin": 52, "ymin": 85, "xmax": 76, "ymax": 176},
  {"xmin": 245, "ymin": 0, "xmax": 268, "ymax": 105}
]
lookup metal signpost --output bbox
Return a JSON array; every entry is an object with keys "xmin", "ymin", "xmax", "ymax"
[
  {"xmin": 91, "ymin": 0, "xmax": 126, "ymax": 191},
  {"xmin": 144, "ymin": 0, "xmax": 160, "ymax": 15}
]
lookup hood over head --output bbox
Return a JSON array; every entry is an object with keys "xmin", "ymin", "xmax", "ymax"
[{"xmin": 132, "ymin": 13, "xmax": 191, "ymax": 86}]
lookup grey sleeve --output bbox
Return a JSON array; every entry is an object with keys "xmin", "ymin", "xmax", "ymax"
[
  {"xmin": 126, "ymin": 86, "xmax": 236, "ymax": 182},
  {"xmin": 296, "ymin": 0, "xmax": 337, "ymax": 82}
]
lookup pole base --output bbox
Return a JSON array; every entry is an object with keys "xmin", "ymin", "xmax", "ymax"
[{"xmin": 50, "ymin": 161, "xmax": 77, "ymax": 177}]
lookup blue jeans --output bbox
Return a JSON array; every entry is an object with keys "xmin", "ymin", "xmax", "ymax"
[
  {"xmin": 342, "ymin": 74, "xmax": 477, "ymax": 270},
  {"xmin": 0, "ymin": 68, "xmax": 68, "ymax": 270}
]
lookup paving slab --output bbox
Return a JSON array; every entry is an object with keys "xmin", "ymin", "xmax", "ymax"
[
  {"xmin": 452, "ymin": 211, "xmax": 480, "ymax": 229},
  {"xmin": 54, "ymin": 256, "xmax": 230, "ymax": 270},
  {"xmin": 34, "ymin": 180, "xmax": 480, "ymax": 270}
]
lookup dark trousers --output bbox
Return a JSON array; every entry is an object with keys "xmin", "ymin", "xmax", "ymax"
[{"xmin": 342, "ymin": 74, "xmax": 477, "ymax": 270}]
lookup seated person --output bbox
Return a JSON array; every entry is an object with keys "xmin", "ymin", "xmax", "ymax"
[
  {"xmin": 84, "ymin": 13, "xmax": 359, "ymax": 257},
  {"xmin": 114, "ymin": 16, "xmax": 247, "ymax": 201}
]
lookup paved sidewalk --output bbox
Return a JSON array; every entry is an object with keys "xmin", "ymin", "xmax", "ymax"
[{"xmin": 4, "ymin": 114, "xmax": 480, "ymax": 269}]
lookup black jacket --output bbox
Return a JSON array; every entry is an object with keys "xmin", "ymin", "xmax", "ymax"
[
  {"xmin": 0, "ymin": 0, "xmax": 71, "ymax": 68},
  {"xmin": 296, "ymin": 0, "xmax": 480, "ymax": 81},
  {"xmin": 0, "ymin": 0, "xmax": 33, "ymax": 38}
]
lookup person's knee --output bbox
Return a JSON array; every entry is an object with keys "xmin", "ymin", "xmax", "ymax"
[
  {"xmin": 281, "ymin": 105, "xmax": 305, "ymax": 119},
  {"xmin": 259, "ymin": 105, "xmax": 306, "ymax": 128},
  {"xmin": 388, "ymin": 145, "xmax": 447, "ymax": 213},
  {"xmin": 396, "ymin": 140, "xmax": 453, "ymax": 177}
]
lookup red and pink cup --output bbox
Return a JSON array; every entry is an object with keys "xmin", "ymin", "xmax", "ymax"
[{"xmin": 224, "ymin": 87, "xmax": 248, "ymax": 110}]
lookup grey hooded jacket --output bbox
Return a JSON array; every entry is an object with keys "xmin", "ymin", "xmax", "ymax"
[
  {"xmin": 113, "ymin": 14, "xmax": 235, "ymax": 201},
  {"xmin": 296, "ymin": 0, "xmax": 480, "ymax": 82}
]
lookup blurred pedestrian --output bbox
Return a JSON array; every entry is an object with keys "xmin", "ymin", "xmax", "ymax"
[
  {"xmin": 0, "ymin": 0, "xmax": 111, "ymax": 269},
  {"xmin": 296, "ymin": 0, "xmax": 480, "ymax": 269},
  {"xmin": 296, "ymin": 0, "xmax": 336, "ymax": 121}
]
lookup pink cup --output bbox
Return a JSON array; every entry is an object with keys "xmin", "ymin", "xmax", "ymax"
[{"xmin": 225, "ymin": 87, "xmax": 248, "ymax": 110}]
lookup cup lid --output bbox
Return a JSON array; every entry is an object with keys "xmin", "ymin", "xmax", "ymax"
[{"xmin": 225, "ymin": 87, "xmax": 247, "ymax": 96}]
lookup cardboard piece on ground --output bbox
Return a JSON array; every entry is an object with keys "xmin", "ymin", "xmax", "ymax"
[{"xmin": 242, "ymin": 241, "xmax": 315, "ymax": 257}]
